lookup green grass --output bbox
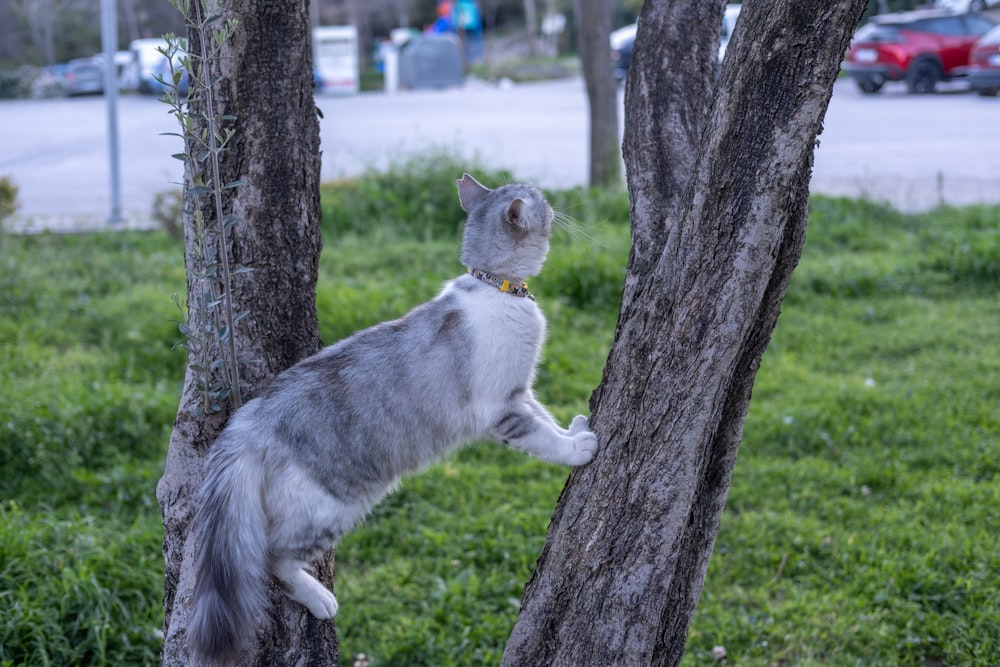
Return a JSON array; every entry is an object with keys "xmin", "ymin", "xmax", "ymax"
[
  {"xmin": 682, "ymin": 199, "xmax": 1000, "ymax": 667},
  {"xmin": 0, "ymin": 168, "xmax": 997, "ymax": 666}
]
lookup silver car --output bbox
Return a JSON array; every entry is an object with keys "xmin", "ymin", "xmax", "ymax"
[{"xmin": 62, "ymin": 58, "xmax": 104, "ymax": 97}]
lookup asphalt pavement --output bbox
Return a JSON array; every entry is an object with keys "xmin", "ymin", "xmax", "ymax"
[{"xmin": 1, "ymin": 76, "xmax": 998, "ymax": 232}]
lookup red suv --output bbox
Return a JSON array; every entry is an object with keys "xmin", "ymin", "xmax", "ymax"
[
  {"xmin": 969, "ymin": 24, "xmax": 1000, "ymax": 95},
  {"xmin": 843, "ymin": 9, "xmax": 997, "ymax": 94}
]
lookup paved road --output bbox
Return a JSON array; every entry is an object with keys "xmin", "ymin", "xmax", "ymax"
[{"xmin": 1, "ymin": 77, "xmax": 997, "ymax": 231}]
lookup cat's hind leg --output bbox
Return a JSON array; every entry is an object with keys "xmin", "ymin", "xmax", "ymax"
[{"xmin": 273, "ymin": 558, "xmax": 339, "ymax": 619}]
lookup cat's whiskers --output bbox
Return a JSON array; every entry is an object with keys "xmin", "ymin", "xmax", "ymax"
[{"xmin": 553, "ymin": 209, "xmax": 607, "ymax": 248}]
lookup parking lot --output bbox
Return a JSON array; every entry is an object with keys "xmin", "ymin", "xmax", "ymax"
[{"xmin": 0, "ymin": 76, "xmax": 998, "ymax": 230}]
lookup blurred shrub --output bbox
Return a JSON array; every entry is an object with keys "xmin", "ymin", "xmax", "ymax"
[
  {"xmin": 151, "ymin": 189, "xmax": 184, "ymax": 240},
  {"xmin": 0, "ymin": 231, "xmax": 183, "ymax": 505},
  {"xmin": 541, "ymin": 239, "xmax": 627, "ymax": 311},
  {"xmin": 544, "ymin": 185, "xmax": 630, "ymax": 229},
  {"xmin": 921, "ymin": 205, "xmax": 1000, "ymax": 288},
  {"xmin": 320, "ymin": 152, "xmax": 512, "ymax": 239},
  {"xmin": 0, "ymin": 381, "xmax": 174, "ymax": 504},
  {"xmin": 0, "ymin": 174, "xmax": 19, "ymax": 220},
  {"xmin": 805, "ymin": 195, "xmax": 908, "ymax": 254},
  {"xmin": 0, "ymin": 66, "xmax": 38, "ymax": 99}
]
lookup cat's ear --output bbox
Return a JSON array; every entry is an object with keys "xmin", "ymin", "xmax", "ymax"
[
  {"xmin": 457, "ymin": 173, "xmax": 491, "ymax": 213},
  {"xmin": 505, "ymin": 198, "xmax": 526, "ymax": 230}
]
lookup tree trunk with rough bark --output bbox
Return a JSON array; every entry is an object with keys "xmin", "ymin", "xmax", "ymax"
[
  {"xmin": 156, "ymin": 1, "xmax": 332, "ymax": 664},
  {"xmin": 576, "ymin": 0, "xmax": 620, "ymax": 187},
  {"xmin": 502, "ymin": 1, "xmax": 868, "ymax": 665}
]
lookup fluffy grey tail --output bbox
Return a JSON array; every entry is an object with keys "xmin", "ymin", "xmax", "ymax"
[{"xmin": 188, "ymin": 441, "xmax": 269, "ymax": 666}]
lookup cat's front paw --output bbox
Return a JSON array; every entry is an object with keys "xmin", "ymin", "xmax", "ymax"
[{"xmin": 567, "ymin": 429, "xmax": 599, "ymax": 466}]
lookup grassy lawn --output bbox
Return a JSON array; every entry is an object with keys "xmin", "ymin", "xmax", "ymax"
[{"xmin": 0, "ymin": 164, "xmax": 997, "ymax": 666}]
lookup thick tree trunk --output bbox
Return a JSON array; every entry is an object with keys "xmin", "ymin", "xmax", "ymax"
[
  {"xmin": 576, "ymin": 0, "xmax": 620, "ymax": 187},
  {"xmin": 502, "ymin": 1, "xmax": 867, "ymax": 665},
  {"xmin": 523, "ymin": 0, "xmax": 538, "ymax": 56},
  {"xmin": 156, "ymin": 1, "xmax": 332, "ymax": 665}
]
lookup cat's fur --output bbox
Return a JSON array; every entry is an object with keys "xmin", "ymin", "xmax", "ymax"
[{"xmin": 187, "ymin": 174, "xmax": 599, "ymax": 665}]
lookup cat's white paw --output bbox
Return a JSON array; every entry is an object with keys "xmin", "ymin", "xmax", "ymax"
[
  {"xmin": 303, "ymin": 586, "xmax": 339, "ymax": 619},
  {"xmin": 568, "ymin": 414, "xmax": 590, "ymax": 436},
  {"xmin": 277, "ymin": 561, "xmax": 340, "ymax": 619},
  {"xmin": 567, "ymin": 429, "xmax": 599, "ymax": 466}
]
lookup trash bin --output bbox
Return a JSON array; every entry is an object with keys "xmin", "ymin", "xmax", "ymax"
[{"xmin": 398, "ymin": 34, "xmax": 463, "ymax": 89}]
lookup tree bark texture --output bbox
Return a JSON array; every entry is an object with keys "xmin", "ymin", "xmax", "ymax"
[
  {"xmin": 156, "ymin": 1, "xmax": 330, "ymax": 665},
  {"xmin": 576, "ymin": 0, "xmax": 621, "ymax": 187},
  {"xmin": 502, "ymin": 1, "xmax": 868, "ymax": 665}
]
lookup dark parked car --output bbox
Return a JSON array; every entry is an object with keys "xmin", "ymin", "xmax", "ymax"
[
  {"xmin": 969, "ymin": 24, "xmax": 1000, "ymax": 95},
  {"xmin": 611, "ymin": 4, "xmax": 741, "ymax": 83},
  {"xmin": 158, "ymin": 56, "xmax": 190, "ymax": 97},
  {"xmin": 610, "ymin": 23, "xmax": 636, "ymax": 83},
  {"xmin": 842, "ymin": 9, "xmax": 996, "ymax": 94},
  {"xmin": 62, "ymin": 58, "xmax": 104, "ymax": 96}
]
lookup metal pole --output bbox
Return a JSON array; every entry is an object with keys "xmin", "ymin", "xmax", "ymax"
[{"xmin": 101, "ymin": 0, "xmax": 124, "ymax": 224}]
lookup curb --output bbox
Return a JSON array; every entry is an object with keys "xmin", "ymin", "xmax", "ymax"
[{"xmin": 3, "ymin": 212, "xmax": 161, "ymax": 234}]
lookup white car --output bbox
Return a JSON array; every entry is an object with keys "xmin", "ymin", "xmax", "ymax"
[
  {"xmin": 610, "ymin": 3, "xmax": 742, "ymax": 82},
  {"xmin": 936, "ymin": 0, "xmax": 1000, "ymax": 12},
  {"xmin": 719, "ymin": 4, "xmax": 742, "ymax": 63}
]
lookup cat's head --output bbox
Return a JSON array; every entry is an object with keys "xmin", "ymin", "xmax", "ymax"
[{"xmin": 457, "ymin": 173, "xmax": 553, "ymax": 281}]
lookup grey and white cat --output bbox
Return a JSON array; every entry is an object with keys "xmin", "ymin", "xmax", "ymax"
[{"xmin": 187, "ymin": 174, "xmax": 599, "ymax": 665}]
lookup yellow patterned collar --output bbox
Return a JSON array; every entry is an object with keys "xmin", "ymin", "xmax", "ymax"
[{"xmin": 467, "ymin": 267, "xmax": 535, "ymax": 301}]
